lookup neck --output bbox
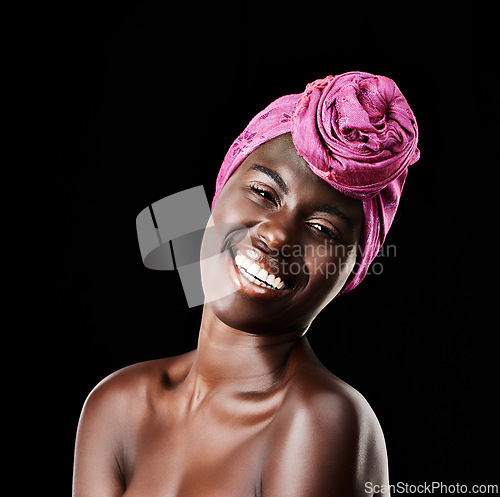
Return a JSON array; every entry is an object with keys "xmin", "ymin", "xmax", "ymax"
[{"xmin": 186, "ymin": 305, "xmax": 309, "ymax": 402}]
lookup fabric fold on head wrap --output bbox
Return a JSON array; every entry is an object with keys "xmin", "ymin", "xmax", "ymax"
[{"xmin": 212, "ymin": 71, "xmax": 419, "ymax": 295}]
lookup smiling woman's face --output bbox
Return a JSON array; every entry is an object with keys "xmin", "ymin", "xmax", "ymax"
[{"xmin": 201, "ymin": 133, "xmax": 364, "ymax": 335}]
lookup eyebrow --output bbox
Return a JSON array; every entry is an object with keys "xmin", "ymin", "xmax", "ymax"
[
  {"xmin": 250, "ymin": 165, "xmax": 289, "ymax": 195},
  {"xmin": 315, "ymin": 204, "xmax": 355, "ymax": 231}
]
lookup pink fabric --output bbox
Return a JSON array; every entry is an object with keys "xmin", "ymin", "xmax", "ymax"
[{"xmin": 212, "ymin": 71, "xmax": 419, "ymax": 294}]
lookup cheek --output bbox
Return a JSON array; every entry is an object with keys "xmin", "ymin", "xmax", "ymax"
[
  {"xmin": 199, "ymin": 214, "xmax": 252, "ymax": 305},
  {"xmin": 303, "ymin": 244, "xmax": 358, "ymax": 303},
  {"xmin": 212, "ymin": 180, "xmax": 265, "ymax": 229}
]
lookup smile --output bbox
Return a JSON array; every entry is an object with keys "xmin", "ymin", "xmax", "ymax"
[{"xmin": 234, "ymin": 251, "xmax": 285, "ymax": 290}]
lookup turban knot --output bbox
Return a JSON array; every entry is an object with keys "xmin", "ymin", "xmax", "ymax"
[{"xmin": 291, "ymin": 72, "xmax": 419, "ymax": 200}]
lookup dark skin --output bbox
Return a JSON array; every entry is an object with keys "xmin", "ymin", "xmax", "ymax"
[{"xmin": 73, "ymin": 134, "xmax": 390, "ymax": 497}]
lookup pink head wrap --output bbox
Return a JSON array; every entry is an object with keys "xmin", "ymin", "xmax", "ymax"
[{"xmin": 212, "ymin": 71, "xmax": 419, "ymax": 294}]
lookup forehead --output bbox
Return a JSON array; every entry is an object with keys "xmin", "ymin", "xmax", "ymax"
[
  {"xmin": 238, "ymin": 134, "xmax": 363, "ymax": 215},
  {"xmin": 247, "ymin": 133, "xmax": 306, "ymax": 169}
]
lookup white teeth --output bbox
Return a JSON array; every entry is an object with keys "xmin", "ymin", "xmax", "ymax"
[
  {"xmin": 233, "ymin": 251, "xmax": 286, "ymax": 290},
  {"xmin": 248, "ymin": 262, "xmax": 261, "ymax": 277}
]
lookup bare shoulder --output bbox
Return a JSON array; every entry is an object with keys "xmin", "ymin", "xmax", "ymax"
[
  {"xmin": 73, "ymin": 352, "xmax": 196, "ymax": 496},
  {"xmin": 80, "ymin": 350, "xmax": 196, "ymax": 421},
  {"xmin": 280, "ymin": 357, "xmax": 382, "ymax": 428},
  {"xmin": 263, "ymin": 363, "xmax": 389, "ymax": 497}
]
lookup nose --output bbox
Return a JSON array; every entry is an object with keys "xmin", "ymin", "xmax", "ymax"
[{"xmin": 256, "ymin": 212, "xmax": 298, "ymax": 257}]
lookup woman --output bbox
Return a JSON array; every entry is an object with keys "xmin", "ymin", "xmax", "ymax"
[{"xmin": 73, "ymin": 71, "xmax": 419, "ymax": 496}]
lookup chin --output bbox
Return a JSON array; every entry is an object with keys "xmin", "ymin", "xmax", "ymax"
[{"xmin": 205, "ymin": 291, "xmax": 279, "ymax": 335}]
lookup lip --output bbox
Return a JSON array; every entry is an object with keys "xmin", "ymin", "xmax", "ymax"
[{"xmin": 227, "ymin": 245, "xmax": 297, "ymax": 299}]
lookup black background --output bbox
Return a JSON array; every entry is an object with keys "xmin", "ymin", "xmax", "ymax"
[{"xmin": 54, "ymin": 3, "xmax": 493, "ymax": 495}]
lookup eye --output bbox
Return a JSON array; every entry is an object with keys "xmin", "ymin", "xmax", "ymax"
[
  {"xmin": 307, "ymin": 221, "xmax": 341, "ymax": 242},
  {"xmin": 249, "ymin": 183, "xmax": 279, "ymax": 206}
]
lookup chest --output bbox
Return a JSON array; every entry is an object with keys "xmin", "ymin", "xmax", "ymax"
[{"xmin": 122, "ymin": 406, "xmax": 272, "ymax": 497}]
